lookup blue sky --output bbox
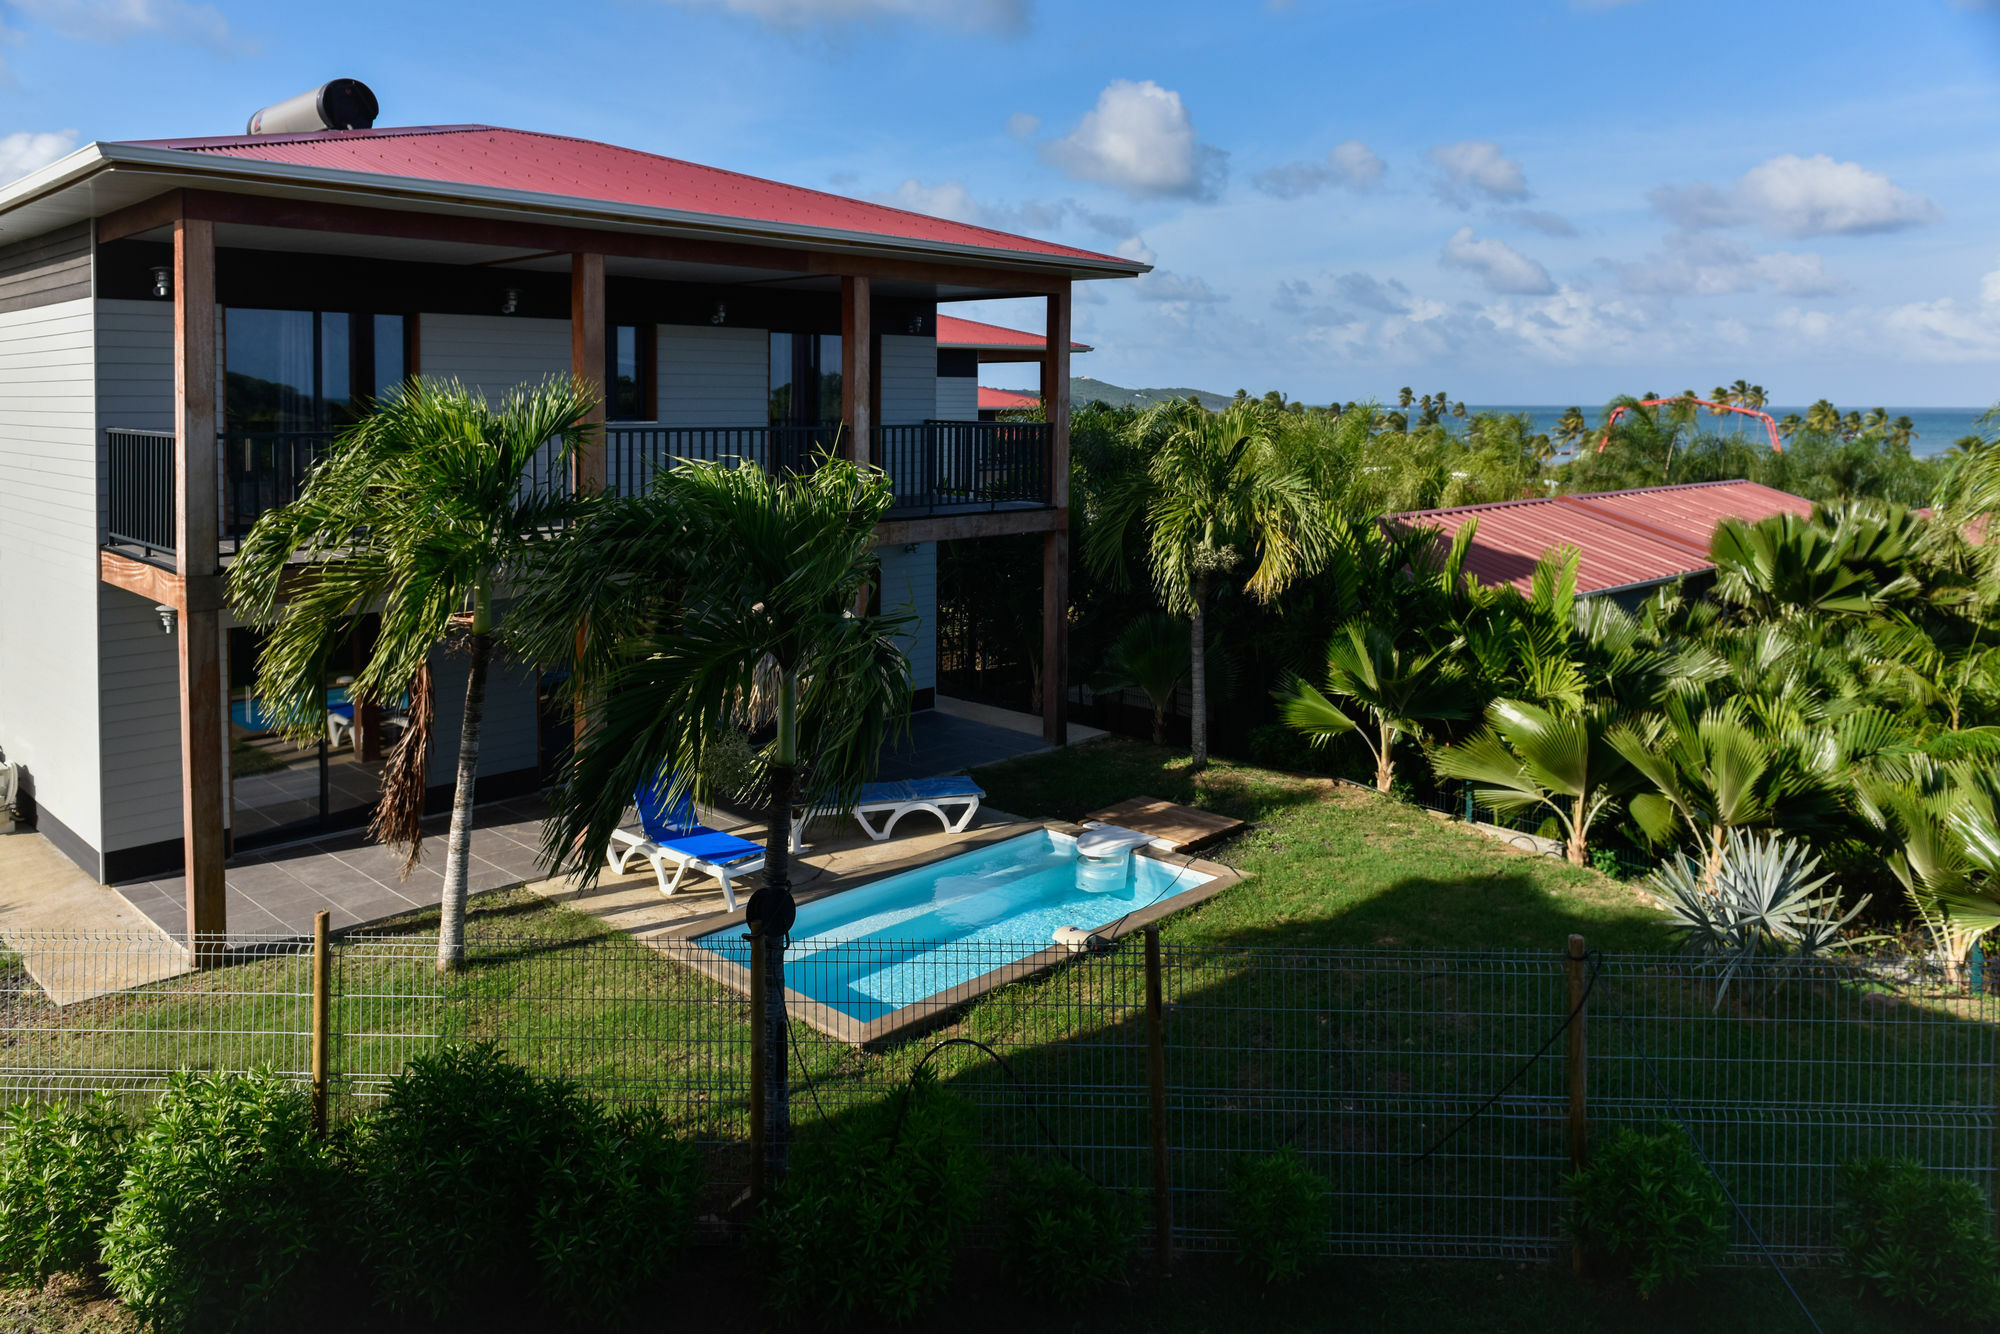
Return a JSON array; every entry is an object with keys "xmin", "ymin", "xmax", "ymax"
[{"xmin": 5, "ymin": 0, "xmax": 2000, "ymax": 406}]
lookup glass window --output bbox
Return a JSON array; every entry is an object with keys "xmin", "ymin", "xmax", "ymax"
[
  {"xmin": 320, "ymin": 312, "xmax": 353, "ymax": 427},
  {"xmin": 768, "ymin": 332, "xmax": 844, "ymax": 427},
  {"xmin": 817, "ymin": 334, "xmax": 842, "ymax": 425},
  {"xmin": 224, "ymin": 309, "xmax": 317, "ymax": 433},
  {"xmin": 769, "ymin": 331, "xmax": 796, "ymax": 426},
  {"xmin": 371, "ymin": 315, "xmax": 405, "ymax": 402},
  {"xmin": 609, "ymin": 325, "xmax": 644, "ymax": 420}
]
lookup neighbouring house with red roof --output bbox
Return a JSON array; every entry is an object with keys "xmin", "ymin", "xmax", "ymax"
[
  {"xmin": 0, "ymin": 84, "xmax": 1146, "ymax": 934},
  {"xmin": 934, "ymin": 313, "xmax": 1091, "ymax": 420},
  {"xmin": 1389, "ymin": 480, "xmax": 1815, "ymax": 604}
]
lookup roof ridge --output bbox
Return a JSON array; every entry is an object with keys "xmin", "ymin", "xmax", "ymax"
[{"xmin": 121, "ymin": 124, "xmax": 494, "ymax": 151}]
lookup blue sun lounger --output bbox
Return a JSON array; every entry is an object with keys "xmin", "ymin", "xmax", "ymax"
[
  {"xmin": 608, "ymin": 782, "xmax": 765, "ymax": 910},
  {"xmin": 791, "ymin": 777, "xmax": 986, "ymax": 851}
]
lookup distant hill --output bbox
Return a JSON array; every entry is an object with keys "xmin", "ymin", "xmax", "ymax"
[{"xmin": 1070, "ymin": 377, "xmax": 1234, "ymax": 412}]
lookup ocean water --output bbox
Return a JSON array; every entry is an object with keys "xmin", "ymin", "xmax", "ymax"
[
  {"xmin": 1460, "ymin": 406, "xmax": 1989, "ymax": 458},
  {"xmin": 694, "ymin": 829, "xmax": 1214, "ymax": 1022}
]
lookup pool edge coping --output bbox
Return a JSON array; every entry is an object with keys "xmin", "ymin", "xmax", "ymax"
[{"xmin": 652, "ymin": 820, "xmax": 1243, "ymax": 1047}]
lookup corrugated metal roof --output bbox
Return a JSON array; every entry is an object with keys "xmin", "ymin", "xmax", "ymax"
[
  {"xmin": 978, "ymin": 386, "xmax": 1040, "ymax": 410},
  {"xmin": 938, "ymin": 313, "xmax": 1091, "ymax": 353},
  {"xmin": 1390, "ymin": 480, "xmax": 1816, "ymax": 596},
  {"xmin": 118, "ymin": 125, "xmax": 1134, "ymax": 269}
]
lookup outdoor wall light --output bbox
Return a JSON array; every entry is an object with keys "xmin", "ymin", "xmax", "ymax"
[
  {"xmin": 154, "ymin": 603, "xmax": 177, "ymax": 635},
  {"xmin": 500, "ymin": 287, "xmax": 521, "ymax": 316},
  {"xmin": 710, "ymin": 302, "xmax": 727, "ymax": 326},
  {"xmin": 901, "ymin": 543, "xmax": 919, "ymax": 555},
  {"xmin": 150, "ymin": 266, "xmax": 172, "ymax": 299},
  {"xmin": 906, "ymin": 316, "xmax": 924, "ymax": 335}
]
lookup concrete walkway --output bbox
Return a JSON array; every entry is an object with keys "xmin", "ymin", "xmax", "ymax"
[{"xmin": 0, "ymin": 833, "xmax": 186, "ymax": 1003}]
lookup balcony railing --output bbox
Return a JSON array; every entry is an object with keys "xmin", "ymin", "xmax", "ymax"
[{"xmin": 102, "ymin": 419, "xmax": 1054, "ymax": 562}]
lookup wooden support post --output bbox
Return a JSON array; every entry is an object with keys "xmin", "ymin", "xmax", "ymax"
[
  {"xmin": 570, "ymin": 252, "xmax": 606, "ymax": 494},
  {"xmin": 749, "ymin": 931, "xmax": 768, "ymax": 1206},
  {"xmin": 311, "ymin": 910, "xmax": 331, "ymax": 1136},
  {"xmin": 1041, "ymin": 531, "xmax": 1068, "ymax": 746},
  {"xmin": 1566, "ymin": 933, "xmax": 1589, "ymax": 1273},
  {"xmin": 841, "ymin": 275, "xmax": 871, "ymax": 466},
  {"xmin": 1043, "ymin": 285, "xmax": 1071, "ymax": 510},
  {"xmin": 174, "ymin": 214, "xmax": 227, "ymax": 955},
  {"xmin": 1145, "ymin": 925, "xmax": 1173, "ymax": 1270}
]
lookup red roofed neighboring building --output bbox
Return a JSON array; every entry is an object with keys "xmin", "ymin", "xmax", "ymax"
[
  {"xmin": 977, "ymin": 387, "xmax": 1041, "ymax": 414},
  {"xmin": 1390, "ymin": 480, "xmax": 1816, "ymax": 602},
  {"xmin": 0, "ymin": 83, "xmax": 1147, "ymax": 933},
  {"xmin": 934, "ymin": 313, "xmax": 1093, "ymax": 420}
]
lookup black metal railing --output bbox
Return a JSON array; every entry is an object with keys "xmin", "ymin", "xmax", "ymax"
[
  {"xmin": 876, "ymin": 420, "xmax": 1051, "ymax": 515},
  {"xmin": 219, "ymin": 431, "xmax": 338, "ymax": 545},
  {"xmin": 603, "ymin": 423, "xmax": 844, "ymax": 497},
  {"xmin": 105, "ymin": 429, "xmax": 177, "ymax": 556}
]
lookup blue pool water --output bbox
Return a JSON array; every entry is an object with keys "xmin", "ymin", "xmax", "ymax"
[
  {"xmin": 694, "ymin": 829, "xmax": 1215, "ymax": 1022},
  {"xmin": 232, "ymin": 687, "xmax": 353, "ymax": 731}
]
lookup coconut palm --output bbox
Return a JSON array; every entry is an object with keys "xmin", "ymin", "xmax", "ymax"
[
  {"xmin": 1555, "ymin": 406, "xmax": 1587, "ymax": 453},
  {"xmin": 515, "ymin": 456, "xmax": 912, "ymax": 1184},
  {"xmin": 1087, "ymin": 399, "xmax": 1330, "ymax": 771},
  {"xmin": 1398, "ymin": 386, "xmax": 1415, "ymax": 411},
  {"xmin": 1777, "ymin": 413, "xmax": 1804, "ymax": 443},
  {"xmin": 1094, "ymin": 612, "xmax": 1191, "ymax": 744},
  {"xmin": 228, "ymin": 376, "xmax": 597, "ymax": 972},
  {"xmin": 1888, "ymin": 415, "xmax": 1917, "ymax": 451},
  {"xmin": 1432, "ymin": 699, "xmax": 1639, "ymax": 866},
  {"xmin": 1276, "ymin": 620, "xmax": 1471, "ymax": 792},
  {"xmin": 1804, "ymin": 399, "xmax": 1841, "ymax": 436}
]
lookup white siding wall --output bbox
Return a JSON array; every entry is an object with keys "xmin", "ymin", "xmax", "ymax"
[
  {"xmin": 875, "ymin": 541, "xmax": 937, "ymax": 695},
  {"xmin": 657, "ymin": 326, "xmax": 766, "ymax": 425},
  {"xmin": 878, "ymin": 334, "xmax": 936, "ymax": 425},
  {"xmin": 419, "ymin": 315, "xmax": 571, "ymax": 401},
  {"xmin": 935, "ymin": 374, "xmax": 977, "ymax": 421},
  {"xmin": 0, "ymin": 298, "xmax": 103, "ymax": 852}
]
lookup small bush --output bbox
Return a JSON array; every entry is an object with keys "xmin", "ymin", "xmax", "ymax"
[
  {"xmin": 1227, "ymin": 1148, "xmax": 1329, "ymax": 1284},
  {"xmin": 1002, "ymin": 1154, "xmax": 1142, "ymax": 1300},
  {"xmin": 101, "ymin": 1070, "xmax": 340, "ymax": 1333},
  {"xmin": 358, "ymin": 1042, "xmax": 697, "ymax": 1320},
  {"xmin": 760, "ymin": 1067, "xmax": 983, "ymax": 1321},
  {"xmin": 1566, "ymin": 1120, "xmax": 1729, "ymax": 1298},
  {"xmin": 1837, "ymin": 1156, "xmax": 2000, "ymax": 1320},
  {"xmin": 0, "ymin": 1096, "xmax": 130, "ymax": 1283}
]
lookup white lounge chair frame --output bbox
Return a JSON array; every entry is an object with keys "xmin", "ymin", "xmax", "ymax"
[
  {"xmin": 607, "ymin": 827, "xmax": 764, "ymax": 911},
  {"xmin": 791, "ymin": 783, "xmax": 984, "ymax": 851}
]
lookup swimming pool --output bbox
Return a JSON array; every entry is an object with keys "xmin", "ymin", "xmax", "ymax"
[
  {"xmin": 691, "ymin": 828, "xmax": 1219, "ymax": 1028},
  {"xmin": 232, "ymin": 687, "xmax": 352, "ymax": 732}
]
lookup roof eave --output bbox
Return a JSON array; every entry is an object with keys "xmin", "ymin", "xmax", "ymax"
[{"xmin": 52, "ymin": 142, "xmax": 1149, "ymax": 279}]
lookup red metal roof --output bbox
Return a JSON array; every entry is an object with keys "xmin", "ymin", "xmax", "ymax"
[
  {"xmin": 938, "ymin": 313, "xmax": 1091, "ymax": 353},
  {"xmin": 978, "ymin": 386, "xmax": 1040, "ymax": 410},
  {"xmin": 117, "ymin": 125, "xmax": 1134, "ymax": 269},
  {"xmin": 1390, "ymin": 480, "xmax": 1816, "ymax": 596}
]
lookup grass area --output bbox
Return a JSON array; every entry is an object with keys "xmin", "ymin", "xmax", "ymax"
[{"xmin": 973, "ymin": 737, "xmax": 1674, "ymax": 953}]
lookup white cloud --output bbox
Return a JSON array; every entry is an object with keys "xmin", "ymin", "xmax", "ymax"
[
  {"xmin": 1603, "ymin": 231, "xmax": 1844, "ymax": 298},
  {"xmin": 869, "ymin": 177, "xmax": 1136, "ymax": 241},
  {"xmin": 1040, "ymin": 79, "xmax": 1226, "ymax": 201},
  {"xmin": 3, "ymin": 0, "xmax": 235, "ymax": 47},
  {"xmin": 1439, "ymin": 226, "xmax": 1554, "ymax": 294},
  {"xmin": 1651, "ymin": 153, "xmax": 1940, "ymax": 238},
  {"xmin": 1252, "ymin": 139, "xmax": 1384, "ymax": 199},
  {"xmin": 1135, "ymin": 270, "xmax": 1225, "ymax": 303},
  {"xmin": 1006, "ymin": 111, "xmax": 1040, "ymax": 140},
  {"xmin": 0, "ymin": 129, "xmax": 75, "ymax": 184},
  {"xmin": 1501, "ymin": 208, "xmax": 1577, "ymax": 237},
  {"xmin": 1427, "ymin": 140, "xmax": 1529, "ymax": 205},
  {"xmin": 658, "ymin": 0, "xmax": 1028, "ymax": 29}
]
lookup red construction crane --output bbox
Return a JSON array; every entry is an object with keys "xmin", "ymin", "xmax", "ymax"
[{"xmin": 1595, "ymin": 397, "xmax": 1783, "ymax": 454}]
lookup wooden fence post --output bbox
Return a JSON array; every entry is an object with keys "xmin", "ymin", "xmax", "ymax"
[
  {"xmin": 311, "ymin": 910, "xmax": 331, "ymax": 1137},
  {"xmin": 750, "ymin": 932, "xmax": 768, "ymax": 1206},
  {"xmin": 1566, "ymin": 933, "xmax": 1589, "ymax": 1274},
  {"xmin": 1144, "ymin": 925, "xmax": 1172, "ymax": 1269}
]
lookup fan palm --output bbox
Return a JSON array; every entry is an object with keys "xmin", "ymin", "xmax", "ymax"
[
  {"xmin": 514, "ymin": 457, "xmax": 911, "ymax": 1184},
  {"xmin": 1094, "ymin": 612, "xmax": 1191, "ymax": 744},
  {"xmin": 1087, "ymin": 399, "xmax": 1330, "ymax": 770},
  {"xmin": 1276, "ymin": 620, "xmax": 1471, "ymax": 792},
  {"xmin": 1431, "ymin": 699, "xmax": 1638, "ymax": 866},
  {"xmin": 228, "ymin": 376, "xmax": 597, "ymax": 972}
]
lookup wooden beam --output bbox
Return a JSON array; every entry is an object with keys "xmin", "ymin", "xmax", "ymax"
[
  {"xmin": 873, "ymin": 506, "xmax": 1064, "ymax": 547},
  {"xmin": 1042, "ymin": 530, "xmax": 1069, "ymax": 747},
  {"xmin": 96, "ymin": 189, "xmax": 186, "ymax": 245},
  {"xmin": 99, "ymin": 550, "xmax": 183, "ymax": 608},
  {"xmin": 173, "ymin": 214, "xmax": 227, "ymax": 949},
  {"xmin": 1044, "ymin": 286, "xmax": 1072, "ymax": 511},
  {"xmin": 841, "ymin": 275, "xmax": 872, "ymax": 466},
  {"xmin": 570, "ymin": 252, "xmax": 606, "ymax": 493}
]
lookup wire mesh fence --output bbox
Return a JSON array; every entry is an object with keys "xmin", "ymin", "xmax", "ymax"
[{"xmin": 0, "ymin": 925, "xmax": 1991, "ymax": 1263}]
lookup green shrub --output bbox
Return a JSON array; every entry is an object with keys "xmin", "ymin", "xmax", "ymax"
[
  {"xmin": 759, "ymin": 1067, "xmax": 983, "ymax": 1321},
  {"xmin": 1002, "ymin": 1154, "xmax": 1142, "ymax": 1300},
  {"xmin": 1837, "ymin": 1156, "xmax": 2000, "ymax": 1320},
  {"xmin": 0, "ymin": 1096, "xmax": 130, "ymax": 1283},
  {"xmin": 358, "ymin": 1042, "xmax": 697, "ymax": 1320},
  {"xmin": 101, "ymin": 1070, "xmax": 340, "ymax": 1333},
  {"xmin": 1227, "ymin": 1148, "xmax": 1329, "ymax": 1284},
  {"xmin": 1565, "ymin": 1120, "xmax": 1729, "ymax": 1298}
]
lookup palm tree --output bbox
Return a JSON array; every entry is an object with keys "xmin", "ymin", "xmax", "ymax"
[
  {"xmin": 1777, "ymin": 413, "xmax": 1804, "ymax": 443},
  {"xmin": 1087, "ymin": 400, "xmax": 1330, "ymax": 771},
  {"xmin": 1275, "ymin": 621, "xmax": 1471, "ymax": 791},
  {"xmin": 517, "ymin": 457, "xmax": 912, "ymax": 1185},
  {"xmin": 1862, "ymin": 407, "xmax": 1889, "ymax": 437},
  {"xmin": 1094, "ymin": 612, "xmax": 1190, "ymax": 745},
  {"xmin": 1556, "ymin": 406, "xmax": 1587, "ymax": 454},
  {"xmin": 1804, "ymin": 399, "xmax": 1840, "ymax": 436},
  {"xmin": 1888, "ymin": 415, "xmax": 1917, "ymax": 451},
  {"xmin": 1431, "ymin": 699, "xmax": 1637, "ymax": 866},
  {"xmin": 1398, "ymin": 386, "xmax": 1415, "ymax": 411},
  {"xmin": 228, "ymin": 376, "xmax": 596, "ymax": 972}
]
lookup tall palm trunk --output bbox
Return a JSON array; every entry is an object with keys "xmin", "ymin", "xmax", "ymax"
[
  {"xmin": 1189, "ymin": 574, "xmax": 1210, "ymax": 771},
  {"xmin": 436, "ymin": 619, "xmax": 491, "ymax": 973},
  {"xmin": 1568, "ymin": 793, "xmax": 1588, "ymax": 867},
  {"xmin": 755, "ymin": 668, "xmax": 800, "ymax": 1184},
  {"xmin": 1374, "ymin": 720, "xmax": 1395, "ymax": 793}
]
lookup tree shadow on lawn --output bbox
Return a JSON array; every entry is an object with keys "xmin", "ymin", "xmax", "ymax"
[{"xmin": 972, "ymin": 736, "xmax": 1333, "ymax": 826}]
